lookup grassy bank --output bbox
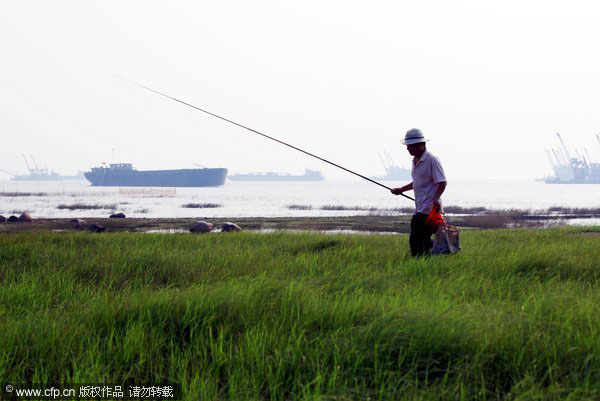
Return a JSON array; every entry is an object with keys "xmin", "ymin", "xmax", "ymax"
[{"xmin": 1, "ymin": 227, "xmax": 599, "ymax": 400}]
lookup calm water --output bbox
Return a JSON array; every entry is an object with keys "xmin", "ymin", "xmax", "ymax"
[{"xmin": 0, "ymin": 179, "xmax": 599, "ymax": 223}]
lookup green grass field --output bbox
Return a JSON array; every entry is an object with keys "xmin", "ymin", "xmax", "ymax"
[{"xmin": 1, "ymin": 227, "xmax": 599, "ymax": 400}]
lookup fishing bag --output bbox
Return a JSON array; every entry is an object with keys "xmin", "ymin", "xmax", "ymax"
[
  {"xmin": 432, "ymin": 220, "xmax": 461, "ymax": 255},
  {"xmin": 425, "ymin": 206, "xmax": 444, "ymax": 231}
]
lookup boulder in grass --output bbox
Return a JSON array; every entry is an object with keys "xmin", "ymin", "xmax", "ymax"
[
  {"xmin": 70, "ymin": 218, "xmax": 87, "ymax": 229},
  {"xmin": 89, "ymin": 224, "xmax": 105, "ymax": 233},
  {"xmin": 7, "ymin": 215, "xmax": 20, "ymax": 223},
  {"xmin": 221, "ymin": 222, "xmax": 241, "ymax": 232},
  {"xmin": 0, "ymin": 215, "xmax": 5, "ymax": 223},
  {"xmin": 109, "ymin": 212, "xmax": 126, "ymax": 219},
  {"xmin": 190, "ymin": 221, "xmax": 213, "ymax": 233},
  {"xmin": 18, "ymin": 211, "xmax": 32, "ymax": 222}
]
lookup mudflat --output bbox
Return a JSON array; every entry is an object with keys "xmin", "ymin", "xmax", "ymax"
[{"xmin": 0, "ymin": 216, "xmax": 413, "ymax": 234}]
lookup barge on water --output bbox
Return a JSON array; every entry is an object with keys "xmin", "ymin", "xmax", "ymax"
[
  {"xmin": 227, "ymin": 169, "xmax": 324, "ymax": 182},
  {"xmin": 84, "ymin": 163, "xmax": 228, "ymax": 187}
]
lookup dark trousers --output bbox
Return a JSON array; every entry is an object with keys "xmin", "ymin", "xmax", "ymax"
[{"xmin": 410, "ymin": 213, "xmax": 433, "ymax": 256}]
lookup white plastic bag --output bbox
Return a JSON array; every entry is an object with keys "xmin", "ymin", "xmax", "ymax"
[{"xmin": 432, "ymin": 223, "xmax": 461, "ymax": 255}]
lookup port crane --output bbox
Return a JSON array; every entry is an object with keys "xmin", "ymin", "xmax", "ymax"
[{"xmin": 22, "ymin": 153, "xmax": 33, "ymax": 174}]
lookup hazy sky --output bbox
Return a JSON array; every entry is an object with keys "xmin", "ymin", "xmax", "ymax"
[{"xmin": 1, "ymin": 0, "xmax": 600, "ymax": 180}]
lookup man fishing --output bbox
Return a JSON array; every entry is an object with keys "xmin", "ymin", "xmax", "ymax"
[{"xmin": 392, "ymin": 129, "xmax": 447, "ymax": 257}]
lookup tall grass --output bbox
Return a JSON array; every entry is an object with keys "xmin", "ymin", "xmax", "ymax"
[
  {"xmin": 57, "ymin": 203, "xmax": 118, "ymax": 210},
  {"xmin": 0, "ymin": 227, "xmax": 599, "ymax": 400},
  {"xmin": 287, "ymin": 204, "xmax": 313, "ymax": 210},
  {"xmin": 181, "ymin": 203, "xmax": 222, "ymax": 208},
  {"xmin": 547, "ymin": 206, "xmax": 600, "ymax": 215},
  {"xmin": 321, "ymin": 205, "xmax": 378, "ymax": 211},
  {"xmin": 0, "ymin": 192, "xmax": 48, "ymax": 197}
]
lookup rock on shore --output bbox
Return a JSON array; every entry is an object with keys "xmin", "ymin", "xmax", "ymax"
[
  {"xmin": 19, "ymin": 212, "xmax": 33, "ymax": 222},
  {"xmin": 221, "ymin": 222, "xmax": 242, "ymax": 232},
  {"xmin": 190, "ymin": 221, "xmax": 213, "ymax": 233}
]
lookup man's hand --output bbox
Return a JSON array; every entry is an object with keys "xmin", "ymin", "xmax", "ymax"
[
  {"xmin": 391, "ymin": 183, "xmax": 413, "ymax": 196},
  {"xmin": 432, "ymin": 199, "xmax": 441, "ymax": 209}
]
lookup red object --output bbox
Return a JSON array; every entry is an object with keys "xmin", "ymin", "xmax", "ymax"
[{"xmin": 425, "ymin": 206, "xmax": 444, "ymax": 231}]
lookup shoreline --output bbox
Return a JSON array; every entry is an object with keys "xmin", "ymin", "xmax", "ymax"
[
  {"xmin": 1, "ymin": 212, "xmax": 595, "ymax": 234},
  {"xmin": 0, "ymin": 216, "xmax": 413, "ymax": 234}
]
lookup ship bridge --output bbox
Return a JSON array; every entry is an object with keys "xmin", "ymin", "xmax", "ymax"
[{"xmin": 109, "ymin": 163, "xmax": 134, "ymax": 170}]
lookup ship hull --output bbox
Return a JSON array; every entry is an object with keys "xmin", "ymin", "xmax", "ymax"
[
  {"xmin": 228, "ymin": 175, "xmax": 324, "ymax": 182},
  {"xmin": 544, "ymin": 167, "xmax": 600, "ymax": 184},
  {"xmin": 228, "ymin": 169, "xmax": 324, "ymax": 182},
  {"xmin": 370, "ymin": 173, "xmax": 411, "ymax": 181},
  {"xmin": 12, "ymin": 176, "xmax": 61, "ymax": 181},
  {"xmin": 370, "ymin": 168, "xmax": 411, "ymax": 182},
  {"xmin": 544, "ymin": 178, "xmax": 600, "ymax": 184},
  {"xmin": 12, "ymin": 174, "xmax": 86, "ymax": 181},
  {"xmin": 84, "ymin": 168, "xmax": 228, "ymax": 187}
]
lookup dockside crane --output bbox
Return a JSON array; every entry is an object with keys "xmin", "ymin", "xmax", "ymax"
[
  {"xmin": 32, "ymin": 155, "xmax": 52, "ymax": 174},
  {"xmin": 575, "ymin": 150, "xmax": 588, "ymax": 167},
  {"xmin": 556, "ymin": 133, "xmax": 575, "ymax": 165},
  {"xmin": 378, "ymin": 153, "xmax": 388, "ymax": 171},
  {"xmin": 585, "ymin": 148, "xmax": 594, "ymax": 164},
  {"xmin": 30, "ymin": 154, "xmax": 40, "ymax": 173},
  {"xmin": 558, "ymin": 148, "xmax": 570, "ymax": 165},
  {"xmin": 551, "ymin": 149, "xmax": 563, "ymax": 166},
  {"xmin": 22, "ymin": 153, "xmax": 33, "ymax": 174},
  {"xmin": 582, "ymin": 154, "xmax": 590, "ymax": 168},
  {"xmin": 384, "ymin": 151, "xmax": 396, "ymax": 168},
  {"xmin": 545, "ymin": 149, "xmax": 557, "ymax": 170}
]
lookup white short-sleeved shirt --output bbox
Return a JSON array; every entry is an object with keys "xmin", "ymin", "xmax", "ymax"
[{"xmin": 411, "ymin": 150, "xmax": 446, "ymax": 214}]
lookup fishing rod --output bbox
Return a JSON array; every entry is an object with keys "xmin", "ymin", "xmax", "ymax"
[
  {"xmin": 115, "ymin": 76, "xmax": 415, "ymax": 202},
  {"xmin": 0, "ymin": 168, "xmax": 16, "ymax": 177}
]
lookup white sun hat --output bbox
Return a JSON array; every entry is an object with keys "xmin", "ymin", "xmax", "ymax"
[{"xmin": 402, "ymin": 128, "xmax": 429, "ymax": 145}]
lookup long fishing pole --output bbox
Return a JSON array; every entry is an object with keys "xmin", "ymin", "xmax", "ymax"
[
  {"xmin": 0, "ymin": 169, "xmax": 16, "ymax": 177},
  {"xmin": 115, "ymin": 76, "xmax": 415, "ymax": 202}
]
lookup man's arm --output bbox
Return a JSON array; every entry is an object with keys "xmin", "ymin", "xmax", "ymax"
[
  {"xmin": 432, "ymin": 181, "xmax": 447, "ymax": 208},
  {"xmin": 391, "ymin": 182, "xmax": 413, "ymax": 195}
]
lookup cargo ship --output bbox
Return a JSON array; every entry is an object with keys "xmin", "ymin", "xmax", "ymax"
[
  {"xmin": 228, "ymin": 169, "xmax": 324, "ymax": 182},
  {"xmin": 10, "ymin": 154, "xmax": 85, "ymax": 181},
  {"xmin": 12, "ymin": 170, "xmax": 61, "ymax": 181},
  {"xmin": 84, "ymin": 163, "xmax": 228, "ymax": 187},
  {"xmin": 12, "ymin": 171, "xmax": 86, "ymax": 181},
  {"xmin": 543, "ymin": 133, "xmax": 600, "ymax": 184}
]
